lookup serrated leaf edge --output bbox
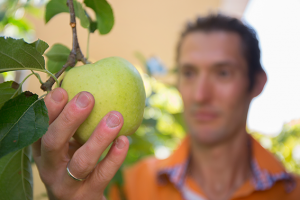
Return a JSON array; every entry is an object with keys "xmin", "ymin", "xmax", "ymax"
[
  {"xmin": 0, "ymin": 97, "xmax": 41, "ymax": 143},
  {"xmin": 1, "ymin": 38, "xmax": 45, "ymax": 70}
]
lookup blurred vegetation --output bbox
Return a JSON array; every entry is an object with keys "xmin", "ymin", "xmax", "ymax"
[
  {"xmin": 0, "ymin": 0, "xmax": 43, "ymax": 41},
  {"xmin": 124, "ymin": 63, "xmax": 186, "ymax": 165},
  {"xmin": 250, "ymin": 124, "xmax": 300, "ymax": 174},
  {"xmin": 0, "ymin": 0, "xmax": 44, "ymax": 83}
]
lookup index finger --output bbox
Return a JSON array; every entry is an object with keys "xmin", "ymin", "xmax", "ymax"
[
  {"xmin": 40, "ymin": 91, "xmax": 95, "ymax": 166},
  {"xmin": 44, "ymin": 88, "xmax": 68, "ymax": 124},
  {"xmin": 32, "ymin": 88, "xmax": 68, "ymax": 159}
]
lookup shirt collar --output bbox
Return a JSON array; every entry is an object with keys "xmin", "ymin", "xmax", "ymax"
[
  {"xmin": 156, "ymin": 136, "xmax": 190, "ymax": 189},
  {"xmin": 250, "ymin": 138, "xmax": 296, "ymax": 192},
  {"xmin": 157, "ymin": 134, "xmax": 296, "ymax": 192}
]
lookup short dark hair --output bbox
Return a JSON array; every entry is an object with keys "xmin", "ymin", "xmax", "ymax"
[{"xmin": 176, "ymin": 14, "xmax": 264, "ymax": 90}]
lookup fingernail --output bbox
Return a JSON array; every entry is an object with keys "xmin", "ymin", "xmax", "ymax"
[
  {"xmin": 51, "ymin": 89, "xmax": 63, "ymax": 103},
  {"xmin": 115, "ymin": 137, "xmax": 125, "ymax": 149},
  {"xmin": 76, "ymin": 92, "xmax": 90, "ymax": 108},
  {"xmin": 106, "ymin": 113, "xmax": 120, "ymax": 128}
]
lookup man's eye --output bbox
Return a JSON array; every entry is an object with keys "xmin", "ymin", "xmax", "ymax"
[
  {"xmin": 218, "ymin": 70, "xmax": 230, "ymax": 77},
  {"xmin": 183, "ymin": 70, "xmax": 194, "ymax": 77}
]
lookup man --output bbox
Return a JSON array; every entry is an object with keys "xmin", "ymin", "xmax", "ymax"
[{"xmin": 33, "ymin": 14, "xmax": 300, "ymax": 200}]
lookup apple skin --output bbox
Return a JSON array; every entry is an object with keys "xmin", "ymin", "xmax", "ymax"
[{"xmin": 61, "ymin": 57, "xmax": 146, "ymax": 144}]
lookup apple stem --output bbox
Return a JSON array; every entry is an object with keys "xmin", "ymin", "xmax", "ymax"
[{"xmin": 40, "ymin": 0, "xmax": 91, "ymax": 92}]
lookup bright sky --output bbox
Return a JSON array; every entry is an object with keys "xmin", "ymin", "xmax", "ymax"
[{"xmin": 244, "ymin": 0, "xmax": 300, "ymax": 135}]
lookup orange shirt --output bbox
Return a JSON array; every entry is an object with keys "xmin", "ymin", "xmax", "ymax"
[{"xmin": 109, "ymin": 135, "xmax": 300, "ymax": 200}]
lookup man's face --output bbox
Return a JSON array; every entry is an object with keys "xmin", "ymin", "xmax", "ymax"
[{"xmin": 178, "ymin": 31, "xmax": 252, "ymax": 146}]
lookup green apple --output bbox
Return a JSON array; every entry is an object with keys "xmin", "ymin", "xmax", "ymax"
[{"xmin": 61, "ymin": 57, "xmax": 146, "ymax": 144}]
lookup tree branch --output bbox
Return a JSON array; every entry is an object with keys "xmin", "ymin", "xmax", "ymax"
[{"xmin": 41, "ymin": 0, "xmax": 90, "ymax": 92}]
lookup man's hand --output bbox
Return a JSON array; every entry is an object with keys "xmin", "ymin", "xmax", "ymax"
[{"xmin": 32, "ymin": 88, "xmax": 129, "ymax": 200}]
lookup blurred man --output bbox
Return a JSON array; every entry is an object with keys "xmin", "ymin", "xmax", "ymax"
[{"xmin": 33, "ymin": 14, "xmax": 300, "ymax": 200}]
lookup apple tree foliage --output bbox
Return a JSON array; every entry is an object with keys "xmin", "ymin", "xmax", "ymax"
[{"xmin": 251, "ymin": 125, "xmax": 300, "ymax": 175}]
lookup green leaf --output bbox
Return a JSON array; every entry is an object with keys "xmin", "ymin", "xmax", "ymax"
[
  {"xmin": 29, "ymin": 39, "xmax": 49, "ymax": 55},
  {"xmin": 73, "ymin": 1, "xmax": 90, "ymax": 28},
  {"xmin": 172, "ymin": 112, "xmax": 187, "ymax": 131},
  {"xmin": 89, "ymin": 21, "xmax": 97, "ymax": 33},
  {"xmin": 84, "ymin": 0, "xmax": 114, "ymax": 34},
  {"xmin": 0, "ymin": 81, "xmax": 21, "ymax": 109},
  {"xmin": 46, "ymin": 60, "xmax": 66, "ymax": 74},
  {"xmin": 45, "ymin": 0, "xmax": 69, "ymax": 23},
  {"xmin": 45, "ymin": 43, "xmax": 70, "ymax": 62},
  {"xmin": 45, "ymin": 43, "xmax": 71, "ymax": 74},
  {"xmin": 45, "ymin": 0, "xmax": 90, "ymax": 29},
  {"xmin": 0, "ymin": 92, "xmax": 49, "ymax": 159},
  {"xmin": 142, "ymin": 118, "xmax": 157, "ymax": 127},
  {"xmin": 0, "ymin": 146, "xmax": 33, "ymax": 200},
  {"xmin": 0, "ymin": 37, "xmax": 46, "ymax": 73}
]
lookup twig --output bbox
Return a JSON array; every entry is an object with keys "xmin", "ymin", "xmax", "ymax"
[
  {"xmin": 40, "ymin": 0, "xmax": 90, "ymax": 92},
  {"xmin": 86, "ymin": 30, "xmax": 90, "ymax": 59},
  {"xmin": 31, "ymin": 70, "xmax": 44, "ymax": 85},
  {"xmin": 68, "ymin": 0, "xmax": 91, "ymax": 64}
]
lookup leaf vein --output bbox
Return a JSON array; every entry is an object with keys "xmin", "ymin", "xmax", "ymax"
[
  {"xmin": 0, "ymin": 150, "xmax": 20, "ymax": 173},
  {"xmin": 0, "ymin": 51, "xmax": 27, "ymax": 68},
  {"xmin": 20, "ymin": 48, "xmax": 44, "ymax": 69},
  {"xmin": 0, "ymin": 98, "xmax": 40, "ymax": 142}
]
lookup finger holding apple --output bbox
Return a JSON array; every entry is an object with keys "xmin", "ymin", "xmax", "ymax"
[
  {"xmin": 33, "ymin": 89, "xmax": 129, "ymax": 199},
  {"xmin": 32, "ymin": 57, "xmax": 145, "ymax": 199},
  {"xmin": 61, "ymin": 56, "xmax": 146, "ymax": 144}
]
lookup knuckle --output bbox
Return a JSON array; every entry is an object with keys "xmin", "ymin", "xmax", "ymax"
[
  {"xmin": 42, "ymin": 134, "xmax": 59, "ymax": 152},
  {"xmin": 94, "ymin": 163, "xmax": 115, "ymax": 183},
  {"xmin": 84, "ymin": 143, "xmax": 94, "ymax": 155},
  {"xmin": 105, "ymin": 158, "xmax": 119, "ymax": 172},
  {"xmin": 93, "ymin": 158, "xmax": 120, "ymax": 184},
  {"xmin": 73, "ymin": 155, "xmax": 92, "ymax": 175},
  {"xmin": 91, "ymin": 125, "xmax": 116, "ymax": 147},
  {"xmin": 92, "ymin": 130, "xmax": 106, "ymax": 145},
  {"xmin": 95, "ymin": 167, "xmax": 110, "ymax": 183},
  {"xmin": 60, "ymin": 109, "xmax": 75, "ymax": 126}
]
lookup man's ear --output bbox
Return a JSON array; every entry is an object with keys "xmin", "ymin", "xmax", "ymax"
[{"xmin": 251, "ymin": 70, "xmax": 267, "ymax": 98}]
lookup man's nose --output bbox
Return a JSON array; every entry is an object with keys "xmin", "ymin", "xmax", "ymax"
[{"xmin": 193, "ymin": 74, "xmax": 212, "ymax": 103}]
